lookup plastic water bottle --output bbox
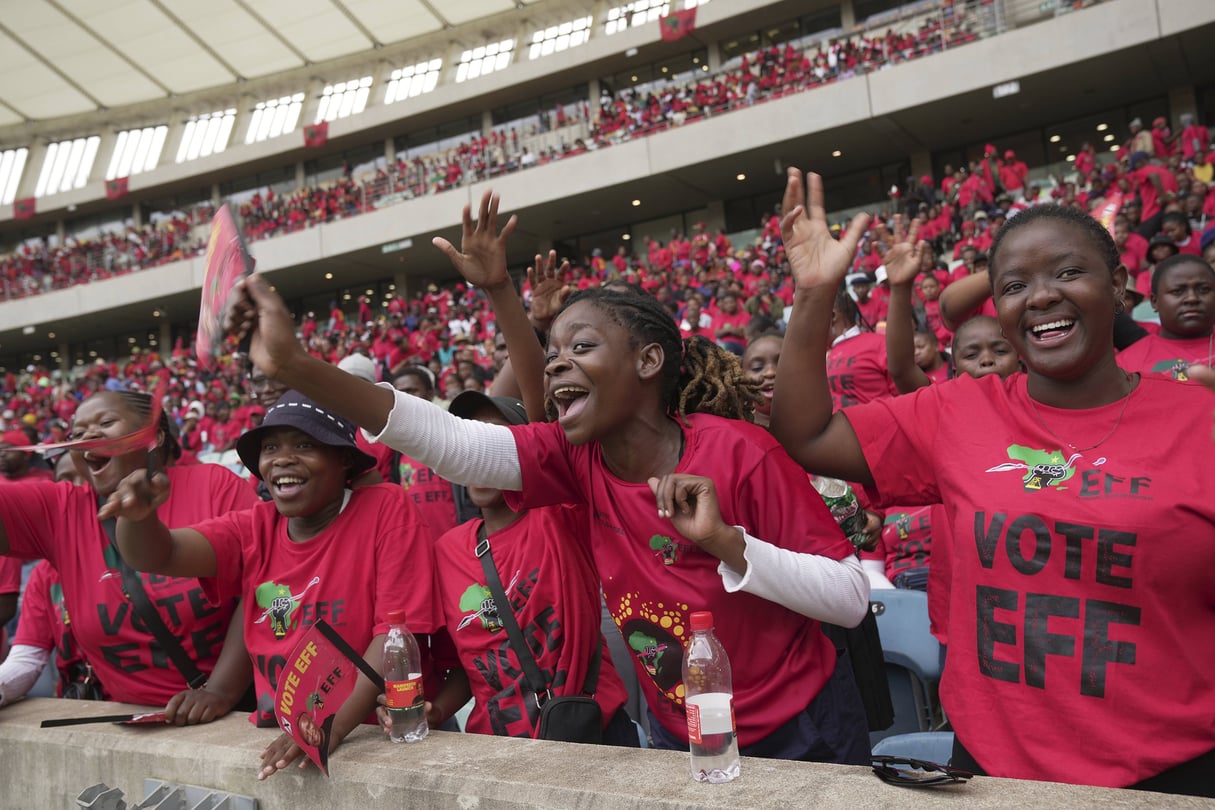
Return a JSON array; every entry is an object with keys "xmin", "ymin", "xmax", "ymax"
[
  {"xmin": 383, "ymin": 609, "xmax": 428, "ymax": 743},
  {"xmin": 683, "ymin": 610, "xmax": 739, "ymax": 783}
]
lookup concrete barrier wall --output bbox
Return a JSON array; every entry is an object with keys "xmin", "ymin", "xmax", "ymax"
[{"xmin": 0, "ymin": 698, "xmax": 1196, "ymax": 809}]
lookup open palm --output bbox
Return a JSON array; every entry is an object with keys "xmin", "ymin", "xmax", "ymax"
[
  {"xmin": 433, "ymin": 189, "xmax": 517, "ymax": 290},
  {"xmin": 781, "ymin": 168, "xmax": 871, "ymax": 291},
  {"xmin": 883, "ymin": 214, "xmax": 928, "ymax": 287}
]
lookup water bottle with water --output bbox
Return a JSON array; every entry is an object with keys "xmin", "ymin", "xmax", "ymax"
[
  {"xmin": 683, "ymin": 610, "xmax": 740, "ymax": 783},
  {"xmin": 383, "ymin": 609, "xmax": 428, "ymax": 743}
]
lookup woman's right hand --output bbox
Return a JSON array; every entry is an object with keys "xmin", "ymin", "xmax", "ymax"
[
  {"xmin": 97, "ymin": 468, "xmax": 169, "ymax": 522},
  {"xmin": 781, "ymin": 168, "xmax": 871, "ymax": 292},
  {"xmin": 527, "ymin": 250, "xmax": 572, "ymax": 328},
  {"xmin": 225, "ymin": 274, "xmax": 304, "ymax": 380}
]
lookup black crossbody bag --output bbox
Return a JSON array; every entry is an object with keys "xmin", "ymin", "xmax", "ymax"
[
  {"xmin": 100, "ymin": 515, "xmax": 208, "ymax": 690},
  {"xmin": 475, "ymin": 526, "xmax": 603, "ymax": 744}
]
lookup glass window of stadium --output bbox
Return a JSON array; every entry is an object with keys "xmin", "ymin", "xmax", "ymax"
[
  {"xmin": 303, "ymin": 143, "xmax": 385, "ymax": 186},
  {"xmin": 393, "ymin": 115, "xmax": 483, "ymax": 158},
  {"xmin": 219, "ymin": 166, "xmax": 297, "ymax": 200},
  {"xmin": 719, "ymin": 7, "xmax": 843, "ymax": 61},
  {"xmin": 602, "ymin": 49, "xmax": 709, "ymax": 96},
  {"xmin": 491, "ymin": 85, "xmax": 589, "ymax": 130}
]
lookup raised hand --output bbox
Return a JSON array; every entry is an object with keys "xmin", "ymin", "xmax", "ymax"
[
  {"xmin": 781, "ymin": 168, "xmax": 871, "ymax": 291},
  {"xmin": 98, "ymin": 468, "xmax": 169, "ymax": 522},
  {"xmin": 433, "ymin": 190, "xmax": 517, "ymax": 291},
  {"xmin": 883, "ymin": 214, "xmax": 928, "ymax": 288},
  {"xmin": 224, "ymin": 274, "xmax": 304, "ymax": 380},
  {"xmin": 648, "ymin": 474, "xmax": 746, "ymax": 572},
  {"xmin": 527, "ymin": 250, "xmax": 572, "ymax": 327}
]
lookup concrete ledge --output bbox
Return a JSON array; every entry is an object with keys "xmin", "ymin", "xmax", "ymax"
[{"xmin": 0, "ymin": 699, "xmax": 1201, "ymax": 809}]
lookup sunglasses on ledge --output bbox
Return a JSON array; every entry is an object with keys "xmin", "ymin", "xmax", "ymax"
[{"xmin": 872, "ymin": 755, "xmax": 974, "ymax": 787}]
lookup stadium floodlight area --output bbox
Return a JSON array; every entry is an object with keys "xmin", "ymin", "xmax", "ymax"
[
  {"xmin": 176, "ymin": 110, "xmax": 237, "ymax": 163},
  {"xmin": 316, "ymin": 77, "xmax": 373, "ymax": 123},
  {"xmin": 34, "ymin": 136, "xmax": 100, "ymax": 197},
  {"xmin": 384, "ymin": 59, "xmax": 443, "ymax": 104},
  {"xmin": 106, "ymin": 126, "xmax": 168, "ymax": 180},
  {"xmin": 0, "ymin": 148, "xmax": 28, "ymax": 205},
  {"xmin": 455, "ymin": 40, "xmax": 515, "ymax": 83},
  {"xmin": 528, "ymin": 16, "xmax": 593, "ymax": 60},
  {"xmin": 245, "ymin": 93, "xmax": 306, "ymax": 144}
]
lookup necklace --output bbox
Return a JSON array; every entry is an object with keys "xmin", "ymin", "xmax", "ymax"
[{"xmin": 1026, "ymin": 373, "xmax": 1135, "ymax": 453}]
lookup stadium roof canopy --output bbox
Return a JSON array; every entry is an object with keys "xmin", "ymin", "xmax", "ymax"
[{"xmin": 0, "ymin": 0, "xmax": 544, "ymax": 127}]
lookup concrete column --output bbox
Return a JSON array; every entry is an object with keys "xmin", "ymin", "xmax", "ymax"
[
  {"xmin": 384, "ymin": 136, "xmax": 395, "ymax": 165},
  {"xmin": 15, "ymin": 141, "xmax": 48, "ymax": 199},
  {"xmin": 841, "ymin": 0, "xmax": 856, "ymax": 30},
  {"xmin": 295, "ymin": 161, "xmax": 306, "ymax": 190},
  {"xmin": 131, "ymin": 204, "xmax": 142, "ymax": 229},
  {"xmin": 910, "ymin": 150, "xmax": 933, "ymax": 182},
  {"xmin": 706, "ymin": 40, "xmax": 722, "ymax": 73},
  {"xmin": 55, "ymin": 220, "xmax": 66, "ymax": 244},
  {"xmin": 1168, "ymin": 85, "xmax": 1197, "ymax": 125},
  {"xmin": 211, "ymin": 183, "xmax": 221, "ymax": 208},
  {"xmin": 393, "ymin": 270, "xmax": 410, "ymax": 301},
  {"xmin": 58, "ymin": 341, "xmax": 70, "ymax": 374},
  {"xmin": 482, "ymin": 109, "xmax": 494, "ymax": 136},
  {"xmin": 92, "ymin": 129, "xmax": 120, "ymax": 188},
  {"xmin": 158, "ymin": 320, "xmax": 172, "ymax": 353}
]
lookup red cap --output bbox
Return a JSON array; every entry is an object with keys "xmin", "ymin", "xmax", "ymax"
[
  {"xmin": 984, "ymin": 143, "xmax": 996, "ymax": 155},
  {"xmin": 690, "ymin": 611, "xmax": 714, "ymax": 632},
  {"xmin": 1, "ymin": 429, "xmax": 29, "ymax": 448},
  {"xmin": 1004, "ymin": 150, "xmax": 1016, "ymax": 160},
  {"xmin": 1153, "ymin": 117, "xmax": 1167, "ymax": 128},
  {"xmin": 386, "ymin": 609, "xmax": 406, "ymax": 625}
]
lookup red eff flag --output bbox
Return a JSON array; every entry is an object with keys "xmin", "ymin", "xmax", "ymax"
[
  {"xmin": 303, "ymin": 120, "xmax": 329, "ymax": 148},
  {"xmin": 195, "ymin": 203, "xmax": 254, "ymax": 370},
  {"xmin": 1094, "ymin": 189, "xmax": 1123, "ymax": 237},
  {"xmin": 275, "ymin": 622, "xmax": 371, "ymax": 776},
  {"xmin": 12, "ymin": 197, "xmax": 35, "ymax": 221},
  {"xmin": 105, "ymin": 177, "xmax": 129, "ymax": 200},
  {"xmin": 660, "ymin": 8, "xmax": 697, "ymax": 42}
]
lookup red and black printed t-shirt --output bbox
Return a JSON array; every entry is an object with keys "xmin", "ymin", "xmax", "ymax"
[
  {"xmin": 843, "ymin": 373, "xmax": 1215, "ymax": 787},
  {"xmin": 828, "ymin": 331, "xmax": 898, "ymax": 410},
  {"xmin": 0, "ymin": 464, "xmax": 256, "ymax": 706},
  {"xmin": 1117, "ymin": 333, "xmax": 1213, "ymax": 381},
  {"xmin": 435, "ymin": 507, "xmax": 627, "ymax": 737},
  {"xmin": 195, "ymin": 483, "xmax": 443, "ymax": 723},
  {"xmin": 12, "ymin": 561, "xmax": 90, "ymax": 696},
  {"xmin": 504, "ymin": 414, "xmax": 855, "ymax": 747}
]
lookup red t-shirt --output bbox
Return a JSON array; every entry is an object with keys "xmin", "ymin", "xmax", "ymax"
[
  {"xmin": 194, "ymin": 484, "xmax": 444, "ymax": 723},
  {"xmin": 844, "ymin": 373, "xmax": 1215, "ymax": 786},
  {"xmin": 391, "ymin": 451, "xmax": 459, "ymax": 543},
  {"xmin": 1116, "ymin": 333, "xmax": 1213, "ymax": 380},
  {"xmin": 0, "ymin": 464, "xmax": 256, "ymax": 705},
  {"xmin": 12, "ymin": 561, "xmax": 89, "ymax": 696},
  {"xmin": 828, "ymin": 331, "xmax": 898, "ymax": 410},
  {"xmin": 436, "ymin": 507, "xmax": 628, "ymax": 737},
  {"xmin": 503, "ymin": 415, "xmax": 855, "ymax": 747},
  {"xmin": 864, "ymin": 505, "xmax": 934, "ymax": 580}
]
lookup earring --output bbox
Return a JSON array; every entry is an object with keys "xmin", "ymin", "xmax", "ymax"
[{"xmin": 1114, "ymin": 299, "xmax": 1125, "ymax": 314}]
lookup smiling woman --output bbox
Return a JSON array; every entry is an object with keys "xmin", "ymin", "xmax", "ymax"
[
  {"xmin": 771, "ymin": 168, "xmax": 1215, "ymax": 797},
  {"xmin": 0, "ymin": 389, "xmax": 258, "ymax": 717}
]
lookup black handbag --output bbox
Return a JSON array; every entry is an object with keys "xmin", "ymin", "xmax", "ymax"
[
  {"xmin": 61, "ymin": 661, "xmax": 106, "ymax": 701},
  {"xmin": 476, "ymin": 526, "xmax": 603, "ymax": 744}
]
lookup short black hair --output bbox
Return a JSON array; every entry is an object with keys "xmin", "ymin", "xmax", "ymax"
[
  {"xmin": 988, "ymin": 204, "xmax": 1120, "ymax": 283},
  {"xmin": 1151, "ymin": 253, "xmax": 1215, "ymax": 296}
]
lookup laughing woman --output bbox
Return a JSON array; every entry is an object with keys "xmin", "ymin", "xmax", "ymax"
[{"xmin": 770, "ymin": 168, "xmax": 1215, "ymax": 796}]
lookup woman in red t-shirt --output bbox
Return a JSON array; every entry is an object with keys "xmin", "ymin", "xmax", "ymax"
[
  {"xmin": 1116, "ymin": 254, "xmax": 1214, "ymax": 379},
  {"xmin": 773, "ymin": 168, "xmax": 1215, "ymax": 796}
]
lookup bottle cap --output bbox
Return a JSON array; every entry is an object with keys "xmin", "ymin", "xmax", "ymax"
[
  {"xmin": 386, "ymin": 609, "xmax": 406, "ymax": 625},
  {"xmin": 690, "ymin": 611, "xmax": 714, "ymax": 632}
]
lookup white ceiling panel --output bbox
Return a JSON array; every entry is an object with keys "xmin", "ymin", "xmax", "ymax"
[
  {"xmin": 440, "ymin": 0, "xmax": 517, "ymax": 26},
  {"xmin": 250, "ymin": 0, "xmax": 372, "ymax": 62},
  {"xmin": 0, "ymin": 28, "xmax": 95, "ymax": 120},
  {"xmin": 79, "ymin": 0, "xmax": 236, "ymax": 93},
  {"xmin": 161, "ymin": 0, "xmax": 304, "ymax": 79},
  {"xmin": 0, "ymin": 104, "xmax": 24, "ymax": 128},
  {"xmin": 341, "ymin": 0, "xmax": 443, "ymax": 46}
]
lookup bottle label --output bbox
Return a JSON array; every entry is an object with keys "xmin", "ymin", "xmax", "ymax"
[
  {"xmin": 686, "ymin": 692, "xmax": 734, "ymax": 744},
  {"xmin": 385, "ymin": 676, "xmax": 424, "ymax": 709}
]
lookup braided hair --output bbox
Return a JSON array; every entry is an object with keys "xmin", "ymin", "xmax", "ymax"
[{"xmin": 555, "ymin": 287, "xmax": 762, "ymax": 422}]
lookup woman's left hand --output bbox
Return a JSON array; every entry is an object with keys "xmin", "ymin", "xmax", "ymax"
[
  {"xmin": 258, "ymin": 733, "xmax": 307, "ymax": 781},
  {"xmin": 648, "ymin": 474, "xmax": 745, "ymax": 569},
  {"xmin": 97, "ymin": 468, "xmax": 169, "ymax": 521}
]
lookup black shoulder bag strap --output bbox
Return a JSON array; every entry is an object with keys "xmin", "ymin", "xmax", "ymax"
[
  {"xmin": 100, "ymin": 514, "xmax": 208, "ymax": 689},
  {"xmin": 475, "ymin": 525, "xmax": 600, "ymax": 702}
]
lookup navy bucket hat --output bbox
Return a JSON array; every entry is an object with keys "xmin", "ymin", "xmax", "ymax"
[{"xmin": 235, "ymin": 390, "xmax": 376, "ymax": 480}]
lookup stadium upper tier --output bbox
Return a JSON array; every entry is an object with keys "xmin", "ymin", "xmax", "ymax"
[{"xmin": 0, "ymin": 0, "xmax": 1211, "ymax": 361}]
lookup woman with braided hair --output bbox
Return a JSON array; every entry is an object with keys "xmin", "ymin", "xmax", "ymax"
[{"xmin": 228, "ymin": 190, "xmax": 871, "ymax": 765}]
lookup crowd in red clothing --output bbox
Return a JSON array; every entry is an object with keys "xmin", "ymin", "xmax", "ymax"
[
  {"xmin": 0, "ymin": 0, "xmax": 996, "ymax": 303},
  {"xmin": 0, "ymin": 215, "xmax": 203, "ymax": 302}
]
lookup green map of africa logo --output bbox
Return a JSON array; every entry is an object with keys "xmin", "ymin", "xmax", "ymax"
[
  {"xmin": 254, "ymin": 576, "xmax": 320, "ymax": 639},
  {"xmin": 1150, "ymin": 358, "xmax": 1190, "ymax": 380},
  {"xmin": 457, "ymin": 583, "xmax": 502, "ymax": 632},
  {"xmin": 649, "ymin": 534, "xmax": 677, "ymax": 565},
  {"xmin": 985, "ymin": 444, "xmax": 1105, "ymax": 491}
]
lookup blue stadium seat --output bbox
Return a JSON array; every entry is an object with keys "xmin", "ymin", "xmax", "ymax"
[
  {"xmin": 871, "ymin": 731, "xmax": 956, "ymax": 765},
  {"xmin": 869, "ymin": 589, "xmax": 944, "ymax": 744}
]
